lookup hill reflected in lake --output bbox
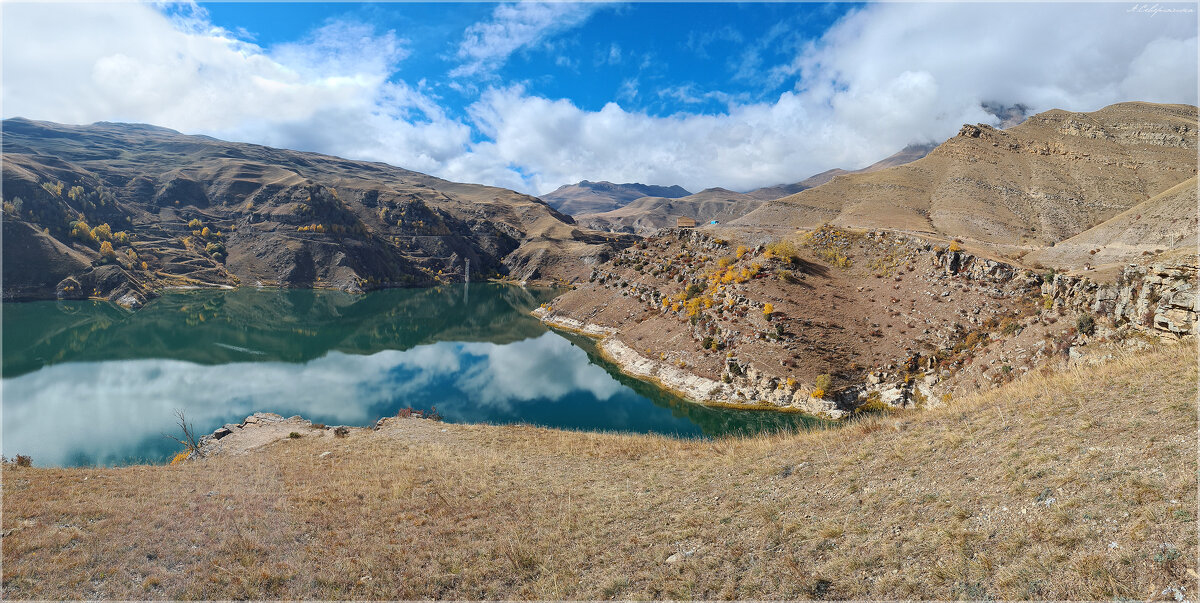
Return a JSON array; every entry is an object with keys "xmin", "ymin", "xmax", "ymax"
[{"xmin": 4, "ymin": 285, "xmax": 825, "ymax": 467}]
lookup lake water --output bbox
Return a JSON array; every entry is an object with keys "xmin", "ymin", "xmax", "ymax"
[{"xmin": 3, "ymin": 284, "xmax": 824, "ymax": 466}]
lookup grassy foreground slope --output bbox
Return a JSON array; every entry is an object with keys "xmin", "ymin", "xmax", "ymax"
[{"xmin": 3, "ymin": 344, "xmax": 1196, "ymax": 599}]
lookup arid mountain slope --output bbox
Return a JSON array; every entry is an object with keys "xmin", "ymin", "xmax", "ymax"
[
  {"xmin": 576, "ymin": 187, "xmax": 765, "ymax": 234},
  {"xmin": 1026, "ymin": 176, "xmax": 1198, "ymax": 273},
  {"xmin": 735, "ymin": 102, "xmax": 1197, "ymax": 252},
  {"xmin": 745, "ymin": 142, "xmax": 939, "ymax": 200},
  {"xmin": 539, "ymin": 180, "xmax": 691, "ymax": 215},
  {"xmin": 579, "ymin": 142, "xmax": 940, "ymax": 232},
  {"xmin": 1, "ymin": 119, "xmax": 631, "ymax": 304}
]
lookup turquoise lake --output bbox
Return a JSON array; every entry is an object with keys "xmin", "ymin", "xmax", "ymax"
[{"xmin": 2, "ymin": 284, "xmax": 823, "ymax": 466}]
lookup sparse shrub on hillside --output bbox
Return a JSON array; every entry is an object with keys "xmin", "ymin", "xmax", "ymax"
[
  {"xmin": 948, "ymin": 239, "xmax": 962, "ymax": 252},
  {"xmin": 763, "ymin": 303, "xmax": 774, "ymax": 318},
  {"xmin": 736, "ymin": 245, "xmax": 749, "ymax": 259},
  {"xmin": 70, "ymin": 220, "xmax": 97, "ymax": 245},
  {"xmin": 41, "ymin": 181, "xmax": 64, "ymax": 197},
  {"xmin": 778, "ymin": 270, "xmax": 801, "ymax": 283},
  {"xmin": 187, "ymin": 218, "xmax": 202, "ymax": 229},
  {"xmin": 98, "ymin": 241, "xmax": 116, "ymax": 262},
  {"xmin": 334, "ymin": 426, "xmax": 350, "ymax": 438},
  {"xmin": 814, "ymin": 373, "xmax": 833, "ymax": 395},
  {"xmin": 205, "ymin": 242, "xmax": 225, "ymax": 261},
  {"xmin": 91, "ymin": 223, "xmax": 112, "ymax": 242},
  {"xmin": 1076, "ymin": 314, "xmax": 1095, "ymax": 336},
  {"xmin": 112, "ymin": 231, "xmax": 130, "ymax": 244},
  {"xmin": 764, "ymin": 240, "xmax": 799, "ymax": 264}
]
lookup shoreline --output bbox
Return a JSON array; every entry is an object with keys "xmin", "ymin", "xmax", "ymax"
[{"xmin": 535, "ymin": 307, "xmax": 849, "ymax": 419}]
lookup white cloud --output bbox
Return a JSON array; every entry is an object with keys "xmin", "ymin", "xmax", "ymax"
[
  {"xmin": 1, "ymin": 333, "xmax": 623, "ymax": 466},
  {"xmin": 447, "ymin": 3, "xmax": 1197, "ymax": 193},
  {"xmin": 450, "ymin": 1, "xmax": 602, "ymax": 78},
  {"xmin": 2, "ymin": 2, "xmax": 1195, "ymax": 197}
]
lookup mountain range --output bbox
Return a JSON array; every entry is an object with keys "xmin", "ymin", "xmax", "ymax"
[
  {"xmin": 735, "ymin": 102, "xmax": 1197, "ymax": 264},
  {"xmin": 570, "ymin": 142, "xmax": 938, "ymax": 234},
  {"xmin": 1, "ymin": 118, "xmax": 631, "ymax": 305},
  {"xmin": 539, "ymin": 181, "xmax": 692, "ymax": 215},
  {"xmin": 3, "ymin": 102, "xmax": 1194, "ymax": 306}
]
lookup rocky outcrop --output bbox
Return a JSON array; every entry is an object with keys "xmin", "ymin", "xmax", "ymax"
[
  {"xmin": 540, "ymin": 228, "xmax": 1196, "ymax": 420},
  {"xmin": 1044, "ymin": 260, "xmax": 1197, "ymax": 339}
]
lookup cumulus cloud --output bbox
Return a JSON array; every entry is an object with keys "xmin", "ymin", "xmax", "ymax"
[
  {"xmin": 1, "ymin": 2, "xmax": 1195, "ymax": 196},
  {"xmin": 451, "ymin": 1, "xmax": 603, "ymax": 78}
]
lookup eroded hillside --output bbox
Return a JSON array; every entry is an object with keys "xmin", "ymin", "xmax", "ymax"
[
  {"xmin": 736, "ymin": 102, "xmax": 1197, "ymax": 256},
  {"xmin": 537, "ymin": 227, "xmax": 1196, "ymax": 417},
  {"xmin": 1, "ymin": 119, "xmax": 632, "ymax": 305}
]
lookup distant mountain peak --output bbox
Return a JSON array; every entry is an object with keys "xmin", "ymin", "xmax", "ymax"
[{"xmin": 540, "ymin": 180, "xmax": 692, "ymax": 215}]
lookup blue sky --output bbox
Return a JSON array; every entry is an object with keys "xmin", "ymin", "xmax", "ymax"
[
  {"xmin": 3, "ymin": 2, "xmax": 1196, "ymax": 195},
  {"xmin": 200, "ymin": 2, "xmax": 856, "ymax": 124}
]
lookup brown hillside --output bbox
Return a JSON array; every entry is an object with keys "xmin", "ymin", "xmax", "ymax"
[
  {"xmin": 1025, "ymin": 176, "xmax": 1198, "ymax": 276},
  {"xmin": 745, "ymin": 143, "xmax": 937, "ymax": 201},
  {"xmin": 1, "ymin": 119, "xmax": 631, "ymax": 304},
  {"xmin": 735, "ymin": 102, "xmax": 1197, "ymax": 252},
  {"xmin": 3, "ymin": 343, "xmax": 1194, "ymax": 599},
  {"xmin": 576, "ymin": 188, "xmax": 765, "ymax": 234},
  {"xmin": 538, "ymin": 181, "xmax": 692, "ymax": 215}
]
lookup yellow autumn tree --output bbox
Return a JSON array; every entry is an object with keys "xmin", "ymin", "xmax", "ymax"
[
  {"xmin": 90, "ymin": 223, "xmax": 112, "ymax": 242},
  {"xmin": 99, "ymin": 241, "xmax": 116, "ymax": 261}
]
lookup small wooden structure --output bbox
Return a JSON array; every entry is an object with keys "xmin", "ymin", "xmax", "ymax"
[{"xmin": 676, "ymin": 217, "xmax": 696, "ymax": 229}]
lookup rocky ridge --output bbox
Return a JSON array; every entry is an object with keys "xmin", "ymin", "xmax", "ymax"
[
  {"xmin": 735, "ymin": 102, "xmax": 1197, "ymax": 253},
  {"xmin": 536, "ymin": 227, "xmax": 1196, "ymax": 418},
  {"xmin": 1, "ymin": 119, "xmax": 632, "ymax": 306}
]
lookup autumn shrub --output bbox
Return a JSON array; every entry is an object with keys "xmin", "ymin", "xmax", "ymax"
[
  {"xmin": 764, "ymin": 240, "xmax": 799, "ymax": 263},
  {"xmin": 90, "ymin": 223, "xmax": 112, "ymax": 241},
  {"xmin": 99, "ymin": 241, "xmax": 116, "ymax": 262},
  {"xmin": 70, "ymin": 220, "xmax": 98, "ymax": 245},
  {"xmin": 814, "ymin": 373, "xmax": 833, "ymax": 392},
  {"xmin": 15, "ymin": 454, "xmax": 32, "ymax": 467},
  {"xmin": 188, "ymin": 218, "xmax": 202, "ymax": 228},
  {"xmin": 854, "ymin": 397, "xmax": 891, "ymax": 414},
  {"xmin": 288, "ymin": 432, "xmax": 301, "ymax": 439},
  {"xmin": 763, "ymin": 303, "xmax": 774, "ymax": 318}
]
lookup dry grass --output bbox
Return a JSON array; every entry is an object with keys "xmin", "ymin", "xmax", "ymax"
[{"xmin": 3, "ymin": 343, "xmax": 1197, "ymax": 599}]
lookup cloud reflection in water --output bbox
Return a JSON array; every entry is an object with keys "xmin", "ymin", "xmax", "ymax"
[{"xmin": 2, "ymin": 333, "xmax": 669, "ymax": 466}]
